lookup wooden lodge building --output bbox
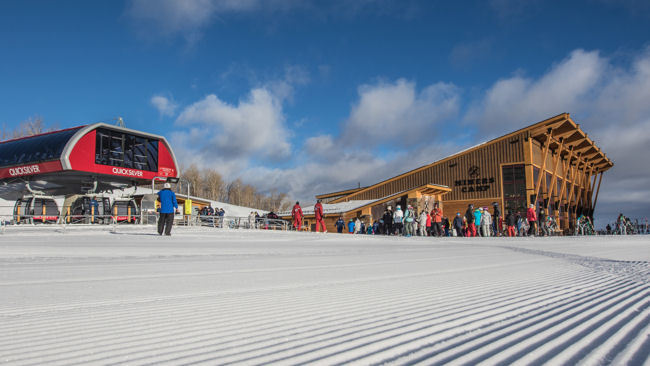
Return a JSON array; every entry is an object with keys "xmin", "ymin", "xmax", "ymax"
[{"xmin": 287, "ymin": 113, "xmax": 613, "ymax": 233}]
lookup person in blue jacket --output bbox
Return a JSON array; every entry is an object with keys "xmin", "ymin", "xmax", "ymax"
[
  {"xmin": 347, "ymin": 219, "xmax": 355, "ymax": 234},
  {"xmin": 157, "ymin": 183, "xmax": 179, "ymax": 236}
]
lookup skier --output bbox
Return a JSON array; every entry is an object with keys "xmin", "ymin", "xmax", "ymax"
[
  {"xmin": 442, "ymin": 216, "xmax": 450, "ymax": 236},
  {"xmin": 481, "ymin": 208, "xmax": 492, "ymax": 237},
  {"xmin": 418, "ymin": 208, "xmax": 428, "ymax": 236},
  {"xmin": 465, "ymin": 204, "xmax": 476, "ymax": 237},
  {"xmin": 431, "ymin": 203, "xmax": 443, "ymax": 237},
  {"xmin": 347, "ymin": 219, "xmax": 355, "ymax": 234},
  {"xmin": 292, "ymin": 201, "xmax": 303, "ymax": 231},
  {"xmin": 527, "ymin": 204, "xmax": 537, "ymax": 236},
  {"xmin": 383, "ymin": 207, "xmax": 394, "ymax": 235},
  {"xmin": 453, "ymin": 212, "xmax": 463, "ymax": 237},
  {"xmin": 156, "ymin": 183, "xmax": 178, "ymax": 236},
  {"xmin": 335, "ymin": 216, "xmax": 345, "ymax": 233},
  {"xmin": 355, "ymin": 217, "xmax": 362, "ymax": 234},
  {"xmin": 492, "ymin": 202, "xmax": 501, "ymax": 236},
  {"xmin": 473, "ymin": 207, "xmax": 482, "ymax": 236},
  {"xmin": 505, "ymin": 210, "xmax": 517, "ymax": 237},
  {"xmin": 314, "ymin": 199, "xmax": 327, "ymax": 233},
  {"xmin": 393, "ymin": 205, "xmax": 404, "ymax": 236},
  {"xmin": 404, "ymin": 205, "xmax": 414, "ymax": 237},
  {"xmin": 538, "ymin": 208, "xmax": 548, "ymax": 236}
]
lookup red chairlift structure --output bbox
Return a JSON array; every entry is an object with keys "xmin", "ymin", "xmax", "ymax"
[{"xmin": 0, "ymin": 122, "xmax": 180, "ymax": 200}]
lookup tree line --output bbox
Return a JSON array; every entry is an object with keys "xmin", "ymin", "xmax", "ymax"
[
  {"xmin": 175, "ymin": 165, "xmax": 292, "ymax": 213},
  {"xmin": 0, "ymin": 116, "xmax": 52, "ymax": 140}
]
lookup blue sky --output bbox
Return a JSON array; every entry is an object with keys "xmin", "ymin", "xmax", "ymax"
[{"xmin": 1, "ymin": 0, "xmax": 650, "ymax": 225}]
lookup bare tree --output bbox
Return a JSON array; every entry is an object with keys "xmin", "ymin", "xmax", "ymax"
[{"xmin": 1, "ymin": 116, "xmax": 54, "ymax": 141}]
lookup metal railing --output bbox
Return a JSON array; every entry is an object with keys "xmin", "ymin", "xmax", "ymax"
[{"xmin": 0, "ymin": 206, "xmax": 290, "ymax": 233}]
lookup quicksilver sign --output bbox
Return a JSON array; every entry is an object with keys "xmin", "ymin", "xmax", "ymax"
[
  {"xmin": 9, "ymin": 164, "xmax": 41, "ymax": 176},
  {"xmin": 112, "ymin": 167, "xmax": 144, "ymax": 177}
]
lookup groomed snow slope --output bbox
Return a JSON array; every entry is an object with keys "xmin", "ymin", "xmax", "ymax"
[{"xmin": 0, "ymin": 227, "xmax": 648, "ymax": 365}]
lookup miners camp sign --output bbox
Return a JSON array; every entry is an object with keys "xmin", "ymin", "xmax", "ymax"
[{"xmin": 455, "ymin": 166, "xmax": 495, "ymax": 193}]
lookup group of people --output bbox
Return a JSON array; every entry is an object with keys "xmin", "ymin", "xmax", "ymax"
[
  {"xmin": 198, "ymin": 205, "xmax": 226, "ymax": 217},
  {"xmin": 336, "ymin": 203, "xmax": 449, "ymax": 237},
  {"xmin": 328, "ymin": 202, "xmax": 555, "ymax": 238},
  {"xmin": 291, "ymin": 200, "xmax": 327, "ymax": 232},
  {"xmin": 606, "ymin": 214, "xmax": 648, "ymax": 235}
]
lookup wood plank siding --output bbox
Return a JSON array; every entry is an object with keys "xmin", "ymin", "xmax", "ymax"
[
  {"xmin": 319, "ymin": 113, "xmax": 614, "ymax": 233},
  {"xmin": 338, "ymin": 133, "xmax": 525, "ymax": 202}
]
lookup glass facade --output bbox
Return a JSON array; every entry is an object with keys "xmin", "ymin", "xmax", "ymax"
[
  {"xmin": 502, "ymin": 164, "xmax": 527, "ymax": 215},
  {"xmin": 0, "ymin": 127, "xmax": 83, "ymax": 168},
  {"xmin": 95, "ymin": 128, "xmax": 158, "ymax": 172}
]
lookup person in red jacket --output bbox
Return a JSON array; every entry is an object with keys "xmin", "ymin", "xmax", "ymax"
[
  {"xmin": 430, "ymin": 203, "xmax": 443, "ymax": 237},
  {"xmin": 292, "ymin": 201, "xmax": 303, "ymax": 231},
  {"xmin": 314, "ymin": 199, "xmax": 327, "ymax": 233},
  {"xmin": 527, "ymin": 203, "xmax": 538, "ymax": 236}
]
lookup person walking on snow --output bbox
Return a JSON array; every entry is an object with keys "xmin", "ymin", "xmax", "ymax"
[
  {"xmin": 314, "ymin": 199, "xmax": 327, "ymax": 233},
  {"xmin": 492, "ymin": 202, "xmax": 501, "ymax": 236},
  {"xmin": 465, "ymin": 204, "xmax": 476, "ymax": 237},
  {"xmin": 404, "ymin": 205, "xmax": 414, "ymax": 237},
  {"xmin": 506, "ymin": 210, "xmax": 517, "ymax": 237},
  {"xmin": 383, "ymin": 207, "xmax": 393, "ymax": 235},
  {"xmin": 393, "ymin": 205, "xmax": 404, "ymax": 236},
  {"xmin": 335, "ymin": 216, "xmax": 345, "ymax": 233},
  {"xmin": 431, "ymin": 203, "xmax": 443, "ymax": 237},
  {"xmin": 292, "ymin": 201, "xmax": 303, "ymax": 231},
  {"xmin": 157, "ymin": 183, "xmax": 178, "ymax": 236},
  {"xmin": 473, "ymin": 207, "xmax": 482, "ymax": 236},
  {"xmin": 419, "ymin": 209, "xmax": 428, "ymax": 236},
  {"xmin": 481, "ymin": 207, "xmax": 492, "ymax": 237},
  {"xmin": 527, "ymin": 204, "xmax": 537, "ymax": 236}
]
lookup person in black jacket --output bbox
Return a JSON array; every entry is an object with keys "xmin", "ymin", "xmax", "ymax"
[
  {"xmin": 538, "ymin": 208, "xmax": 548, "ymax": 236},
  {"xmin": 505, "ymin": 210, "xmax": 517, "ymax": 237},
  {"xmin": 465, "ymin": 204, "xmax": 476, "ymax": 237},
  {"xmin": 383, "ymin": 207, "xmax": 393, "ymax": 235},
  {"xmin": 492, "ymin": 202, "xmax": 501, "ymax": 236},
  {"xmin": 453, "ymin": 213, "xmax": 464, "ymax": 237}
]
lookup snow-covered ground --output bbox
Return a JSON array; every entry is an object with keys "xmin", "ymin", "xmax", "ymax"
[{"xmin": 1, "ymin": 227, "xmax": 648, "ymax": 365}]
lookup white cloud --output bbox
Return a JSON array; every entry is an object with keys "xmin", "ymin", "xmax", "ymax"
[
  {"xmin": 468, "ymin": 47, "xmax": 650, "ymax": 225},
  {"xmin": 126, "ymin": 0, "xmax": 263, "ymax": 42},
  {"xmin": 343, "ymin": 79, "xmax": 460, "ymax": 147},
  {"xmin": 467, "ymin": 49, "xmax": 606, "ymax": 136},
  {"xmin": 175, "ymin": 88, "xmax": 291, "ymax": 161},
  {"xmin": 150, "ymin": 94, "xmax": 178, "ymax": 117}
]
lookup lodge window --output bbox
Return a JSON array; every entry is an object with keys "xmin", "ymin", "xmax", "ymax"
[
  {"xmin": 502, "ymin": 164, "xmax": 526, "ymax": 215},
  {"xmin": 95, "ymin": 128, "xmax": 158, "ymax": 171}
]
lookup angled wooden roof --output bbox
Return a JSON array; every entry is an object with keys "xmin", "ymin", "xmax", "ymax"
[
  {"xmin": 326, "ymin": 113, "xmax": 613, "ymax": 204},
  {"xmin": 527, "ymin": 114, "xmax": 614, "ymax": 172},
  {"xmin": 315, "ymin": 186, "xmax": 368, "ymax": 200}
]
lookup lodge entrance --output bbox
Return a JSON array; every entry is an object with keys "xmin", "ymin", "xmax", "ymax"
[{"xmin": 502, "ymin": 164, "xmax": 527, "ymax": 215}]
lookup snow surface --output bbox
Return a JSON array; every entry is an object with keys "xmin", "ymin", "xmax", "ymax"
[{"xmin": 1, "ymin": 226, "xmax": 649, "ymax": 365}]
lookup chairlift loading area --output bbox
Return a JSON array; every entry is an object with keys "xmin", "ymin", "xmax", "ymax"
[{"xmin": 0, "ymin": 122, "xmax": 180, "ymax": 200}]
